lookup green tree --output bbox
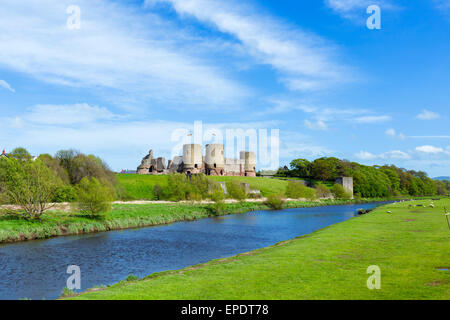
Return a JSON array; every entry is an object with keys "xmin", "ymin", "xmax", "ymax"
[
  {"xmin": 74, "ymin": 177, "xmax": 115, "ymax": 218},
  {"xmin": 9, "ymin": 147, "xmax": 33, "ymax": 161},
  {"xmin": 289, "ymin": 159, "xmax": 311, "ymax": 178},
  {"xmin": 0, "ymin": 158, "xmax": 58, "ymax": 220},
  {"xmin": 310, "ymin": 157, "xmax": 341, "ymax": 181}
]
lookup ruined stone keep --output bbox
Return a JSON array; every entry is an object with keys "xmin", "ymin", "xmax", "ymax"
[{"xmin": 137, "ymin": 144, "xmax": 257, "ymax": 177}]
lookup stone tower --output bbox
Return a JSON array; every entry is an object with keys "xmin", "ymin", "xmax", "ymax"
[
  {"xmin": 205, "ymin": 144, "xmax": 225, "ymax": 175},
  {"xmin": 183, "ymin": 144, "xmax": 203, "ymax": 174}
]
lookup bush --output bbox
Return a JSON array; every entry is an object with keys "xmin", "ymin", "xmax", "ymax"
[
  {"xmin": 166, "ymin": 173, "xmax": 190, "ymax": 201},
  {"xmin": 125, "ymin": 274, "xmax": 139, "ymax": 282},
  {"xmin": 52, "ymin": 184, "xmax": 78, "ymax": 203},
  {"xmin": 331, "ymin": 183, "xmax": 352, "ymax": 199},
  {"xmin": 315, "ymin": 183, "xmax": 331, "ymax": 198},
  {"xmin": 226, "ymin": 180, "xmax": 247, "ymax": 201},
  {"xmin": 74, "ymin": 177, "xmax": 115, "ymax": 218},
  {"xmin": 265, "ymin": 194, "xmax": 285, "ymax": 210},
  {"xmin": 152, "ymin": 184, "xmax": 165, "ymax": 200},
  {"xmin": 285, "ymin": 181, "xmax": 316, "ymax": 200}
]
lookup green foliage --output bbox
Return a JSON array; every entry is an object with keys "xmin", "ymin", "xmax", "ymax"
[
  {"xmin": 285, "ymin": 182, "xmax": 316, "ymax": 200},
  {"xmin": 0, "ymin": 157, "xmax": 59, "ymax": 220},
  {"xmin": 152, "ymin": 184, "xmax": 165, "ymax": 200},
  {"xmin": 315, "ymin": 183, "xmax": 331, "ymax": 198},
  {"xmin": 289, "ymin": 159, "xmax": 311, "ymax": 177},
  {"xmin": 126, "ymin": 275, "xmax": 140, "ymax": 282},
  {"xmin": 74, "ymin": 177, "xmax": 115, "ymax": 218},
  {"xmin": 61, "ymin": 287, "xmax": 77, "ymax": 297},
  {"xmin": 9, "ymin": 147, "xmax": 33, "ymax": 161},
  {"xmin": 331, "ymin": 183, "xmax": 352, "ymax": 200},
  {"xmin": 264, "ymin": 194, "xmax": 285, "ymax": 210},
  {"xmin": 279, "ymin": 156, "xmax": 448, "ymax": 198},
  {"xmin": 226, "ymin": 180, "xmax": 247, "ymax": 201}
]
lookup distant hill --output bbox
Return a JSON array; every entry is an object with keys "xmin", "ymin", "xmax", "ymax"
[{"xmin": 433, "ymin": 176, "xmax": 450, "ymax": 181}]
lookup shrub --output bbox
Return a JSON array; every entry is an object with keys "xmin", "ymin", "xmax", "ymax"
[
  {"xmin": 265, "ymin": 194, "xmax": 285, "ymax": 210},
  {"xmin": 315, "ymin": 183, "xmax": 331, "ymax": 198},
  {"xmin": 285, "ymin": 181, "xmax": 316, "ymax": 200},
  {"xmin": 61, "ymin": 287, "xmax": 77, "ymax": 297},
  {"xmin": 52, "ymin": 184, "xmax": 78, "ymax": 203},
  {"xmin": 152, "ymin": 184, "xmax": 165, "ymax": 200},
  {"xmin": 74, "ymin": 177, "xmax": 115, "ymax": 218},
  {"xmin": 125, "ymin": 274, "xmax": 139, "ymax": 282},
  {"xmin": 226, "ymin": 180, "xmax": 247, "ymax": 201},
  {"xmin": 331, "ymin": 183, "xmax": 352, "ymax": 199},
  {"xmin": 167, "ymin": 173, "xmax": 190, "ymax": 201}
]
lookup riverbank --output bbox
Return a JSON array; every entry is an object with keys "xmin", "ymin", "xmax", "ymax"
[
  {"xmin": 69, "ymin": 199, "xmax": 450, "ymax": 300},
  {"xmin": 0, "ymin": 199, "xmax": 380, "ymax": 244}
]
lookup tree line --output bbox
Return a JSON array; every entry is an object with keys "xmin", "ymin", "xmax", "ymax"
[
  {"xmin": 274, "ymin": 157, "xmax": 450, "ymax": 198},
  {"xmin": 0, "ymin": 147, "xmax": 119, "ymax": 220}
]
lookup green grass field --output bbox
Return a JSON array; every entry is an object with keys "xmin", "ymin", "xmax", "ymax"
[
  {"xmin": 117, "ymin": 173, "xmax": 289, "ymax": 199},
  {"xmin": 70, "ymin": 199, "xmax": 450, "ymax": 300}
]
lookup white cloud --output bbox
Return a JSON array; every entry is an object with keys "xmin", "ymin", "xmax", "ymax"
[
  {"xmin": 385, "ymin": 128, "xmax": 396, "ymax": 136},
  {"xmin": 150, "ymin": 0, "xmax": 353, "ymax": 91},
  {"xmin": 0, "ymin": 80, "xmax": 15, "ymax": 93},
  {"xmin": 384, "ymin": 150, "xmax": 410, "ymax": 160},
  {"xmin": 0, "ymin": 0, "xmax": 247, "ymax": 110},
  {"xmin": 280, "ymin": 132, "xmax": 332, "ymax": 159},
  {"xmin": 385, "ymin": 128, "xmax": 405, "ymax": 140},
  {"xmin": 326, "ymin": 0, "xmax": 398, "ymax": 20},
  {"xmin": 355, "ymin": 151, "xmax": 378, "ymax": 160},
  {"xmin": 15, "ymin": 103, "xmax": 121, "ymax": 126},
  {"xmin": 354, "ymin": 115, "xmax": 392, "ymax": 123},
  {"xmin": 304, "ymin": 119, "xmax": 328, "ymax": 131},
  {"xmin": 355, "ymin": 149, "xmax": 411, "ymax": 160},
  {"xmin": 415, "ymin": 145, "xmax": 445, "ymax": 154},
  {"xmin": 416, "ymin": 109, "xmax": 440, "ymax": 120}
]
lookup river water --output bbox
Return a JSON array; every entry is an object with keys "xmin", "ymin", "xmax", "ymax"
[{"xmin": 0, "ymin": 202, "xmax": 389, "ymax": 300}]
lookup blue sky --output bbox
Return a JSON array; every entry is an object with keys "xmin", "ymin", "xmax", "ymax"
[{"xmin": 0, "ymin": 0, "xmax": 449, "ymax": 176}]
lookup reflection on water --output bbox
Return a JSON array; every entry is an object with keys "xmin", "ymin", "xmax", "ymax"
[{"xmin": 0, "ymin": 202, "xmax": 388, "ymax": 300}]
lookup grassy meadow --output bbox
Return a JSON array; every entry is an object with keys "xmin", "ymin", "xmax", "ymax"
[
  {"xmin": 117, "ymin": 173, "xmax": 290, "ymax": 199},
  {"xmin": 69, "ymin": 198, "xmax": 450, "ymax": 300}
]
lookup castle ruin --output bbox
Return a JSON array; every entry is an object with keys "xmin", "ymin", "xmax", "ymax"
[{"xmin": 137, "ymin": 144, "xmax": 257, "ymax": 177}]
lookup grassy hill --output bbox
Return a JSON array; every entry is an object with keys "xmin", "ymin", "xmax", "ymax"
[{"xmin": 116, "ymin": 174, "xmax": 290, "ymax": 200}]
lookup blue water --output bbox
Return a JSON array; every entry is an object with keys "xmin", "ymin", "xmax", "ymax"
[{"xmin": 0, "ymin": 202, "xmax": 389, "ymax": 300}]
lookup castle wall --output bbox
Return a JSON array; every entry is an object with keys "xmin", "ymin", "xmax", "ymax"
[{"xmin": 138, "ymin": 145, "xmax": 257, "ymax": 177}]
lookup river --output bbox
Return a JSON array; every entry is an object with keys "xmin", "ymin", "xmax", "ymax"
[{"xmin": 0, "ymin": 202, "xmax": 389, "ymax": 300}]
